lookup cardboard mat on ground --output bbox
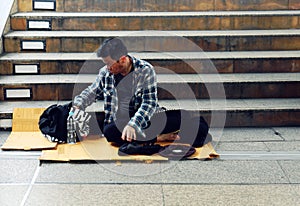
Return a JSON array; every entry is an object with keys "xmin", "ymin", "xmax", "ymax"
[
  {"xmin": 1, "ymin": 108, "xmax": 57, "ymax": 150},
  {"xmin": 2, "ymin": 108, "xmax": 219, "ymax": 161},
  {"xmin": 40, "ymin": 137, "xmax": 168, "ymax": 162},
  {"xmin": 39, "ymin": 137, "xmax": 219, "ymax": 162}
]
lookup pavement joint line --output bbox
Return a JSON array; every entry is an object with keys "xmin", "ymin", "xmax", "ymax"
[
  {"xmin": 1, "ymin": 150, "xmax": 300, "ymax": 160},
  {"xmin": 0, "ymin": 150, "xmax": 41, "ymax": 160},
  {"xmin": 20, "ymin": 164, "xmax": 41, "ymax": 206},
  {"xmin": 277, "ymin": 160, "xmax": 292, "ymax": 184},
  {"xmin": 216, "ymin": 140, "xmax": 295, "ymax": 143},
  {"xmin": 219, "ymin": 152, "xmax": 300, "ymax": 160},
  {"xmin": 0, "ymin": 157, "xmax": 39, "ymax": 160},
  {"xmin": 23, "ymin": 182, "xmax": 300, "ymax": 186},
  {"xmin": 0, "ymin": 150, "xmax": 40, "ymax": 155},
  {"xmin": 160, "ymin": 184, "xmax": 166, "ymax": 206},
  {"xmin": 0, "ymin": 183, "xmax": 31, "ymax": 186},
  {"xmin": 0, "ymin": 150, "xmax": 41, "ymax": 156},
  {"xmin": 219, "ymin": 151, "xmax": 300, "ymax": 155}
]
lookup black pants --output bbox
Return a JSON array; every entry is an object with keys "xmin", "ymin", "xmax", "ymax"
[{"xmin": 103, "ymin": 110, "xmax": 210, "ymax": 147}]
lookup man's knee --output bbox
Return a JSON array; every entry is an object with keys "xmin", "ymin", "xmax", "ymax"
[
  {"xmin": 178, "ymin": 116, "xmax": 210, "ymax": 147},
  {"xmin": 103, "ymin": 123, "xmax": 124, "ymax": 145}
]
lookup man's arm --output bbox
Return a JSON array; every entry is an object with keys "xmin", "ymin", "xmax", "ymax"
[
  {"xmin": 126, "ymin": 68, "xmax": 158, "ymax": 139},
  {"xmin": 73, "ymin": 71, "xmax": 104, "ymax": 110}
]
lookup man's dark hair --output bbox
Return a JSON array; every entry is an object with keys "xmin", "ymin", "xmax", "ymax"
[{"xmin": 97, "ymin": 38, "xmax": 128, "ymax": 60}]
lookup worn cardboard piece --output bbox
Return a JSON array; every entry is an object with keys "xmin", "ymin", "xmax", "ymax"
[
  {"xmin": 189, "ymin": 142, "xmax": 219, "ymax": 160},
  {"xmin": 1, "ymin": 132, "xmax": 57, "ymax": 151},
  {"xmin": 1, "ymin": 108, "xmax": 57, "ymax": 150},
  {"xmin": 40, "ymin": 136, "xmax": 219, "ymax": 162},
  {"xmin": 158, "ymin": 141, "xmax": 219, "ymax": 160}
]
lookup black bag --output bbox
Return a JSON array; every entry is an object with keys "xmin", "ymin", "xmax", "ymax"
[{"xmin": 38, "ymin": 102, "xmax": 72, "ymax": 143}]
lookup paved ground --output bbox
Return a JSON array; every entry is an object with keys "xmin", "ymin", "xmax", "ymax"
[{"xmin": 0, "ymin": 127, "xmax": 300, "ymax": 206}]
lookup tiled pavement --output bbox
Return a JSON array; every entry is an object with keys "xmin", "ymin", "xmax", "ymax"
[{"xmin": 0, "ymin": 127, "xmax": 300, "ymax": 205}]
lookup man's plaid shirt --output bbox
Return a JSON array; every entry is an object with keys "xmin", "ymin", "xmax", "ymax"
[{"xmin": 74, "ymin": 55, "xmax": 158, "ymax": 135}]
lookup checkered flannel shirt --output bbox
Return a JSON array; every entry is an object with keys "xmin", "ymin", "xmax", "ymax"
[{"xmin": 73, "ymin": 55, "xmax": 158, "ymax": 136}]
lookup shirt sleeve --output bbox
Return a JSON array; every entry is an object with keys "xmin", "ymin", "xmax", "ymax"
[
  {"xmin": 127, "ymin": 67, "xmax": 158, "ymax": 136},
  {"xmin": 73, "ymin": 68, "xmax": 105, "ymax": 110}
]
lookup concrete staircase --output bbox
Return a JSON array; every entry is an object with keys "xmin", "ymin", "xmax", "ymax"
[{"xmin": 1, "ymin": 0, "xmax": 300, "ymax": 129}]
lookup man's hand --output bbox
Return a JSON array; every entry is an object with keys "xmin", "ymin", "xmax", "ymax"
[
  {"xmin": 122, "ymin": 125, "xmax": 136, "ymax": 142},
  {"xmin": 70, "ymin": 107, "xmax": 91, "ymax": 123},
  {"xmin": 68, "ymin": 106, "xmax": 91, "ymax": 138}
]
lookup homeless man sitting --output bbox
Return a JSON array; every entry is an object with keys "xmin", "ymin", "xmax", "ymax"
[{"xmin": 70, "ymin": 37, "xmax": 212, "ymax": 148}]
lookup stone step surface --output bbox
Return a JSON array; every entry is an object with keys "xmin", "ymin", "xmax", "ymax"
[
  {"xmin": 4, "ymin": 30, "xmax": 300, "ymax": 52},
  {"xmin": 17, "ymin": 0, "xmax": 300, "ymax": 12},
  {"xmin": 1, "ymin": 73, "xmax": 300, "ymax": 100},
  {"xmin": 10, "ymin": 11, "xmax": 300, "ymax": 31},
  {"xmin": 0, "ymin": 98, "xmax": 299, "ymax": 129},
  {"xmin": 1, "ymin": 51, "xmax": 300, "ymax": 74}
]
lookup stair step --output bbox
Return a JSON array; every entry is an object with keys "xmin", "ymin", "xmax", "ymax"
[
  {"xmin": 1, "ymin": 99, "xmax": 299, "ymax": 113},
  {"xmin": 18, "ymin": 0, "xmax": 300, "ymax": 12},
  {"xmin": 1, "ymin": 73, "xmax": 299, "ymax": 100},
  {"xmin": 1, "ymin": 99, "xmax": 299, "ymax": 128},
  {"xmin": 1, "ymin": 51, "xmax": 300, "ymax": 74},
  {"xmin": 4, "ymin": 29, "xmax": 300, "ymax": 52},
  {"xmin": 2, "ymin": 73, "xmax": 299, "ymax": 84},
  {"xmin": 10, "ymin": 11, "xmax": 300, "ymax": 31}
]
